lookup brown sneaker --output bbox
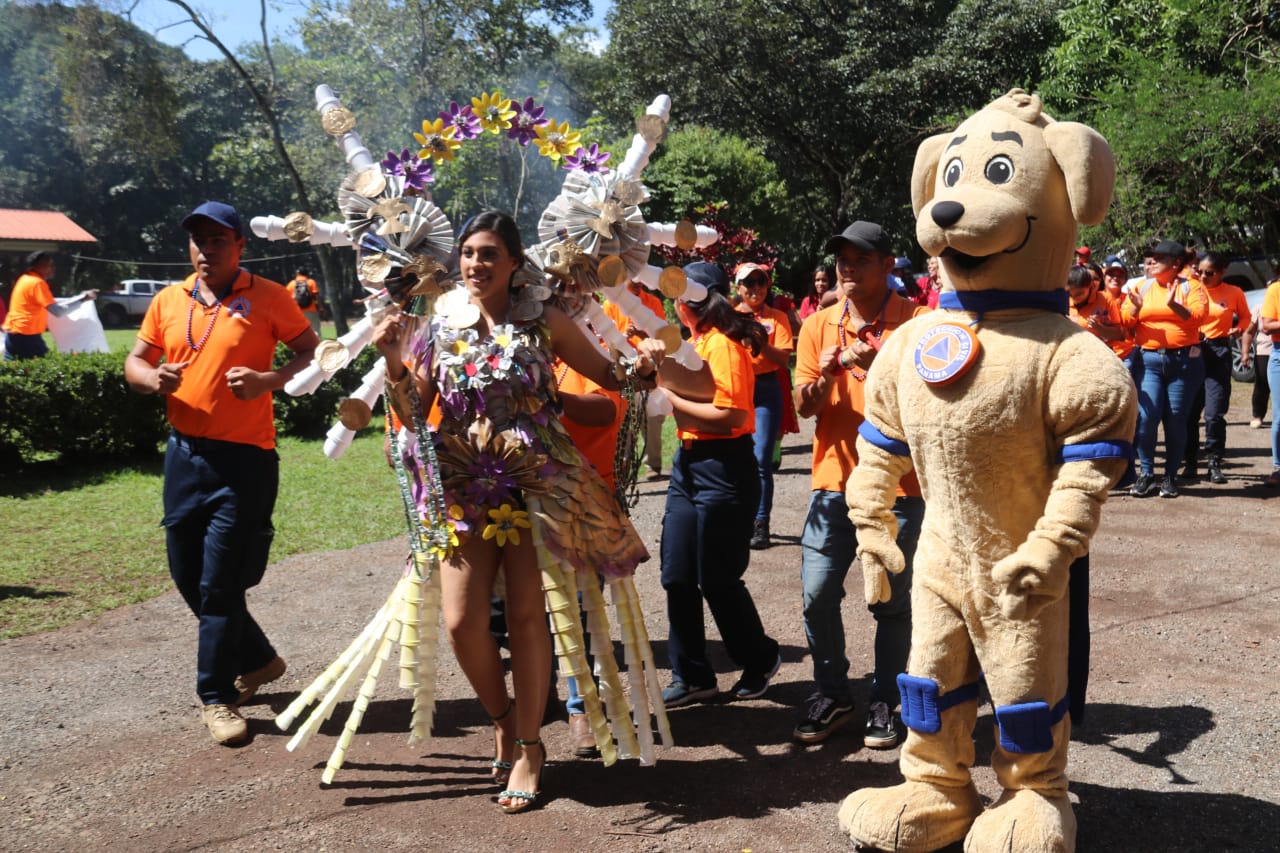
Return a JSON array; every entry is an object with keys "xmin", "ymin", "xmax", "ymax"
[
  {"xmin": 568, "ymin": 713, "xmax": 598, "ymax": 757},
  {"xmin": 235, "ymin": 656, "xmax": 286, "ymax": 705},
  {"xmin": 202, "ymin": 703, "xmax": 248, "ymax": 745}
]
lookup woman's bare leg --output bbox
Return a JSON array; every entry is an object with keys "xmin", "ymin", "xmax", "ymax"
[{"xmin": 496, "ymin": 534, "xmax": 551, "ymax": 805}]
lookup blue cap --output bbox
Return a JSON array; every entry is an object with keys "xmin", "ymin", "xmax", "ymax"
[
  {"xmin": 181, "ymin": 201, "xmax": 244, "ymax": 237},
  {"xmin": 681, "ymin": 261, "xmax": 728, "ymax": 303},
  {"xmin": 894, "ymin": 256, "xmax": 912, "ymax": 270}
]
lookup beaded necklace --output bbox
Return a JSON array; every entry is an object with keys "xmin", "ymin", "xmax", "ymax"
[
  {"xmin": 837, "ymin": 292, "xmax": 891, "ymax": 380},
  {"xmin": 185, "ymin": 275, "xmax": 240, "ymax": 351}
]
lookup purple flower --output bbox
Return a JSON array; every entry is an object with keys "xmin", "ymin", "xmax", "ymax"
[
  {"xmin": 563, "ymin": 143, "xmax": 611, "ymax": 174},
  {"xmin": 463, "ymin": 455, "xmax": 520, "ymax": 505},
  {"xmin": 439, "ymin": 101, "xmax": 481, "ymax": 141},
  {"xmin": 381, "ymin": 148, "xmax": 435, "ymax": 191},
  {"xmin": 507, "ymin": 97, "xmax": 549, "ymax": 146}
]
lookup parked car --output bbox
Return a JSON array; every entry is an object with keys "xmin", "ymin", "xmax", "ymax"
[
  {"xmin": 1231, "ymin": 285, "xmax": 1269, "ymax": 383},
  {"xmin": 98, "ymin": 279, "xmax": 175, "ymax": 327}
]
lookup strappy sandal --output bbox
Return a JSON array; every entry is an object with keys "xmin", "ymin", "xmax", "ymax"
[
  {"xmin": 498, "ymin": 738, "xmax": 544, "ymax": 814},
  {"xmin": 490, "ymin": 697, "xmax": 515, "ymax": 787}
]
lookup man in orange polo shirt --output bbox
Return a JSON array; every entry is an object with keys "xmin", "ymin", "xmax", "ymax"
[
  {"xmin": 124, "ymin": 201, "xmax": 319, "ymax": 746},
  {"xmin": 291, "ymin": 267, "xmax": 322, "ymax": 336},
  {"xmin": 2, "ymin": 251, "xmax": 98, "ymax": 360},
  {"xmin": 791, "ymin": 221, "xmax": 928, "ymax": 747}
]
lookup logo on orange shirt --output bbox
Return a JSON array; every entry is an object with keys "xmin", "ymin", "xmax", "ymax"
[{"xmin": 227, "ymin": 296, "xmax": 251, "ymax": 318}]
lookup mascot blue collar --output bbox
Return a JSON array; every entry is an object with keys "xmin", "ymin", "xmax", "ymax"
[{"xmin": 939, "ymin": 289, "xmax": 1069, "ymax": 317}]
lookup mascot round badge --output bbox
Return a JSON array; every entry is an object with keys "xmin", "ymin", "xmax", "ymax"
[{"xmin": 838, "ymin": 89, "xmax": 1138, "ymax": 853}]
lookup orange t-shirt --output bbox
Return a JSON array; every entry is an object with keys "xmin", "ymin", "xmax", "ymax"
[
  {"xmin": 1068, "ymin": 289, "xmax": 1132, "ymax": 359},
  {"xmin": 603, "ymin": 287, "xmax": 665, "ymax": 347},
  {"xmin": 139, "ymin": 270, "xmax": 310, "ymax": 449},
  {"xmin": 736, "ymin": 303, "xmax": 793, "ymax": 375},
  {"xmin": 292, "ymin": 276, "xmax": 320, "ymax": 314},
  {"xmin": 557, "ymin": 363, "xmax": 624, "ymax": 492},
  {"xmin": 1121, "ymin": 277, "xmax": 1210, "ymax": 349},
  {"xmin": 794, "ymin": 295, "xmax": 926, "ymax": 495},
  {"xmin": 678, "ymin": 329, "xmax": 755, "ymax": 442},
  {"xmin": 2, "ymin": 272, "xmax": 55, "ymax": 335},
  {"xmin": 1262, "ymin": 280, "xmax": 1280, "ymax": 344},
  {"xmin": 1198, "ymin": 282, "xmax": 1252, "ymax": 340}
]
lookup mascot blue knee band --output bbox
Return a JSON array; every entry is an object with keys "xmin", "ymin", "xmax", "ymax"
[
  {"xmin": 897, "ymin": 674, "xmax": 981, "ymax": 734},
  {"xmin": 995, "ymin": 696, "xmax": 1070, "ymax": 754}
]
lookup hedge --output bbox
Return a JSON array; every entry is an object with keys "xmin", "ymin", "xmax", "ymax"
[{"xmin": 0, "ymin": 347, "xmax": 382, "ymax": 470}]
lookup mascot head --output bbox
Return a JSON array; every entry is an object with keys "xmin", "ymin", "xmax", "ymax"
[{"xmin": 911, "ymin": 89, "xmax": 1115, "ymax": 294}]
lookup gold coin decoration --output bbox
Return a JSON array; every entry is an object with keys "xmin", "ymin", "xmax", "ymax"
[
  {"xmin": 321, "ymin": 106, "xmax": 356, "ymax": 136},
  {"xmin": 637, "ymin": 114, "xmax": 667, "ymax": 144},
  {"xmin": 655, "ymin": 324, "xmax": 683, "ymax": 353},
  {"xmin": 674, "ymin": 219, "xmax": 697, "ymax": 251},
  {"xmin": 612, "ymin": 180, "xmax": 646, "ymax": 207},
  {"xmin": 588, "ymin": 199, "xmax": 625, "ymax": 239},
  {"xmin": 524, "ymin": 284, "xmax": 552, "ymax": 302},
  {"xmin": 511, "ymin": 300, "xmax": 544, "ymax": 322},
  {"xmin": 282, "ymin": 211, "xmax": 314, "ymax": 243},
  {"xmin": 659, "ymin": 265, "xmax": 688, "ymax": 300},
  {"xmin": 360, "ymin": 253, "xmax": 392, "ymax": 283},
  {"xmin": 352, "ymin": 168, "xmax": 387, "ymax": 198},
  {"xmin": 314, "ymin": 339, "xmax": 351, "ymax": 373},
  {"xmin": 338, "ymin": 398, "xmax": 372, "ymax": 430},
  {"xmin": 597, "ymin": 254, "xmax": 627, "ymax": 288}
]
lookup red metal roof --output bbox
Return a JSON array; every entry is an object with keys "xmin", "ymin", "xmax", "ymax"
[{"xmin": 0, "ymin": 209, "xmax": 98, "ymax": 243}]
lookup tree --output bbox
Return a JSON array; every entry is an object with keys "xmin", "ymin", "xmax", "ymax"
[
  {"xmin": 1043, "ymin": 0, "xmax": 1280, "ymax": 257},
  {"xmin": 602, "ymin": 0, "xmax": 1065, "ymax": 266}
]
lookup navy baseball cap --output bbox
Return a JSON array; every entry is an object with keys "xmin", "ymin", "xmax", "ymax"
[
  {"xmin": 182, "ymin": 201, "xmax": 244, "ymax": 237},
  {"xmin": 681, "ymin": 261, "xmax": 729, "ymax": 303}
]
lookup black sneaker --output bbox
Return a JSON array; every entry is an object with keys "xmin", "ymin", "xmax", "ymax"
[
  {"xmin": 1129, "ymin": 474, "xmax": 1156, "ymax": 497},
  {"xmin": 1159, "ymin": 475, "xmax": 1179, "ymax": 498},
  {"xmin": 661, "ymin": 681, "xmax": 718, "ymax": 708},
  {"xmin": 793, "ymin": 693, "xmax": 855, "ymax": 743},
  {"xmin": 749, "ymin": 519, "xmax": 770, "ymax": 550},
  {"xmin": 731, "ymin": 653, "xmax": 782, "ymax": 700},
  {"xmin": 864, "ymin": 701, "xmax": 903, "ymax": 749},
  {"xmin": 1208, "ymin": 460, "xmax": 1227, "ymax": 484}
]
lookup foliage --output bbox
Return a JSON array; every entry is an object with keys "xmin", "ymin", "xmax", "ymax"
[
  {"xmin": 1043, "ymin": 0, "xmax": 1280, "ymax": 256},
  {"xmin": 0, "ymin": 351, "xmax": 168, "ymax": 470},
  {"xmin": 654, "ymin": 201, "xmax": 780, "ymax": 283},
  {"xmin": 603, "ymin": 0, "xmax": 1064, "ymax": 265}
]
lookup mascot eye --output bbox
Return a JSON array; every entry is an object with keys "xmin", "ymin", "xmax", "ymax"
[
  {"xmin": 942, "ymin": 158, "xmax": 963, "ymax": 187},
  {"xmin": 984, "ymin": 155, "xmax": 1015, "ymax": 184}
]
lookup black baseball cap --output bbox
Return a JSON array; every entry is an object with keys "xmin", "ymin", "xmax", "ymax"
[{"xmin": 824, "ymin": 221, "xmax": 892, "ymax": 256}]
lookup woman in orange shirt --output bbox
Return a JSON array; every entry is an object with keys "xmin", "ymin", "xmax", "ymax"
[
  {"xmin": 659, "ymin": 262, "xmax": 781, "ymax": 709},
  {"xmin": 733, "ymin": 262, "xmax": 794, "ymax": 549},
  {"xmin": 1260, "ymin": 278, "xmax": 1280, "ymax": 485},
  {"xmin": 1121, "ymin": 239, "xmax": 1209, "ymax": 498}
]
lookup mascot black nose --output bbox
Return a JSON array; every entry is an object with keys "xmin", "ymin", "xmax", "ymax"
[{"xmin": 931, "ymin": 201, "xmax": 965, "ymax": 228}]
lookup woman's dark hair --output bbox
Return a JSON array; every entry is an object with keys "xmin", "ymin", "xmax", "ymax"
[
  {"xmin": 684, "ymin": 290, "xmax": 768, "ymax": 356},
  {"xmin": 458, "ymin": 210, "xmax": 525, "ymax": 265},
  {"xmin": 1200, "ymin": 250, "xmax": 1229, "ymax": 271},
  {"xmin": 1066, "ymin": 265, "xmax": 1093, "ymax": 289},
  {"xmin": 23, "ymin": 250, "xmax": 52, "ymax": 271}
]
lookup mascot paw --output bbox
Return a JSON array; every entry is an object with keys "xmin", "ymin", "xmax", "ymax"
[
  {"xmin": 857, "ymin": 532, "xmax": 904, "ymax": 606},
  {"xmin": 963, "ymin": 789, "xmax": 1075, "ymax": 853},
  {"xmin": 838, "ymin": 781, "xmax": 983, "ymax": 853},
  {"xmin": 862, "ymin": 560, "xmax": 893, "ymax": 605},
  {"xmin": 991, "ymin": 552, "xmax": 1068, "ymax": 620}
]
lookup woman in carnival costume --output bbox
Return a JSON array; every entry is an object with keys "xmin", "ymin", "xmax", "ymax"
[{"xmin": 373, "ymin": 211, "xmax": 698, "ymax": 813}]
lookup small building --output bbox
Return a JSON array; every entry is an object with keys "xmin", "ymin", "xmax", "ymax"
[{"xmin": 0, "ymin": 209, "xmax": 98, "ymax": 304}]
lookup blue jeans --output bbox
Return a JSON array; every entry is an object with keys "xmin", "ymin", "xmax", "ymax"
[
  {"xmin": 1270, "ymin": 353, "xmax": 1280, "ymax": 467},
  {"xmin": 3, "ymin": 331, "xmax": 48, "ymax": 360},
  {"xmin": 163, "ymin": 432, "xmax": 280, "ymax": 705},
  {"xmin": 751, "ymin": 372, "xmax": 782, "ymax": 522},
  {"xmin": 1130, "ymin": 347, "xmax": 1206, "ymax": 477},
  {"xmin": 660, "ymin": 435, "xmax": 778, "ymax": 686},
  {"xmin": 1184, "ymin": 338, "xmax": 1232, "ymax": 467},
  {"xmin": 800, "ymin": 490, "xmax": 923, "ymax": 706}
]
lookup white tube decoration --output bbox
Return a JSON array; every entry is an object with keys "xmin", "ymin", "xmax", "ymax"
[
  {"xmin": 250, "ymin": 215, "xmax": 352, "ymax": 247},
  {"xmin": 315, "ymin": 84, "xmax": 377, "ymax": 173},
  {"xmin": 646, "ymin": 222, "xmax": 718, "ymax": 249},
  {"xmin": 617, "ymin": 95, "xmax": 672, "ymax": 181}
]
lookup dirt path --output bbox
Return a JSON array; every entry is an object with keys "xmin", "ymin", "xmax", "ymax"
[{"xmin": 2, "ymin": 415, "xmax": 1278, "ymax": 851}]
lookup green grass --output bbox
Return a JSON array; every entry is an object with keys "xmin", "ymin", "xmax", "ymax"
[{"xmin": 0, "ymin": 426, "xmax": 405, "ymax": 639}]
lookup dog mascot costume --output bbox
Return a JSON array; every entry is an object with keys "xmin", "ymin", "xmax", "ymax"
[{"xmin": 836, "ymin": 89, "xmax": 1138, "ymax": 852}]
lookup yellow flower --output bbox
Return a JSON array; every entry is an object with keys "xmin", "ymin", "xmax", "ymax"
[
  {"xmin": 481, "ymin": 503, "xmax": 531, "ymax": 547},
  {"xmin": 452, "ymin": 338, "xmax": 470, "ymax": 355},
  {"xmin": 534, "ymin": 119, "xmax": 582, "ymax": 162},
  {"xmin": 413, "ymin": 117, "xmax": 461, "ymax": 162},
  {"xmin": 472, "ymin": 92, "xmax": 516, "ymax": 135}
]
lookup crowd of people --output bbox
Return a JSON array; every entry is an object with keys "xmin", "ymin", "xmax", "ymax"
[{"xmin": 106, "ymin": 198, "xmax": 1278, "ymax": 819}]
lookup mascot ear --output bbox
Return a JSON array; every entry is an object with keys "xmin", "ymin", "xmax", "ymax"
[
  {"xmin": 910, "ymin": 133, "xmax": 951, "ymax": 216},
  {"xmin": 1043, "ymin": 122, "xmax": 1116, "ymax": 226}
]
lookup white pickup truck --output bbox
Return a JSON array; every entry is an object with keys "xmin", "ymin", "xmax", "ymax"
[{"xmin": 98, "ymin": 279, "xmax": 175, "ymax": 327}]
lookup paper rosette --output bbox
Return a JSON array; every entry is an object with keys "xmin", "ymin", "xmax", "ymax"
[{"xmin": 537, "ymin": 171, "xmax": 650, "ymax": 273}]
